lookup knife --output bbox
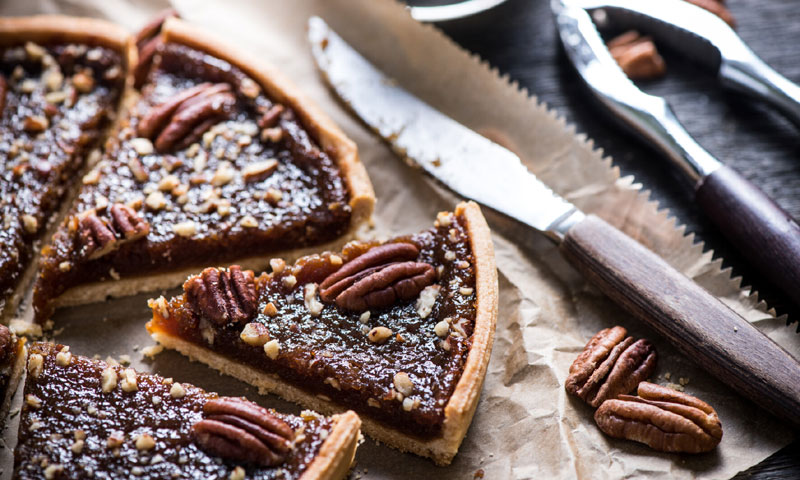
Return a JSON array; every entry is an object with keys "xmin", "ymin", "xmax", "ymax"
[
  {"xmin": 308, "ymin": 16, "xmax": 800, "ymax": 424},
  {"xmin": 552, "ymin": 0, "xmax": 800, "ymax": 313}
]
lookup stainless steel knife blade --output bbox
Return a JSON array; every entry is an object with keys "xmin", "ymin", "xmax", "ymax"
[{"xmin": 308, "ymin": 16, "xmax": 581, "ymax": 236}]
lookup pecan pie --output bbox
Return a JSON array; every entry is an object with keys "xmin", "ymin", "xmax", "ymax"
[
  {"xmin": 32, "ymin": 17, "xmax": 374, "ymax": 321},
  {"xmin": 147, "ymin": 202, "xmax": 498, "ymax": 465},
  {"xmin": 15, "ymin": 341, "xmax": 361, "ymax": 479},
  {"xmin": 0, "ymin": 16, "xmax": 130, "ymax": 322},
  {"xmin": 0, "ymin": 324, "xmax": 25, "ymax": 424}
]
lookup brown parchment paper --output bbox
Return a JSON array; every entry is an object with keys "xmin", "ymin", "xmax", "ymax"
[{"xmin": 2, "ymin": 0, "xmax": 799, "ymax": 478}]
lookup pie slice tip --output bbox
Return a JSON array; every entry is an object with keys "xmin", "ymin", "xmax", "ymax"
[
  {"xmin": 0, "ymin": 324, "xmax": 26, "ymax": 425},
  {"xmin": 147, "ymin": 200, "xmax": 498, "ymax": 465},
  {"xmin": 0, "ymin": 15, "xmax": 134, "ymax": 324}
]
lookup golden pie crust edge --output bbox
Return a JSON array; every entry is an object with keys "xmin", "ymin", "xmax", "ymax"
[
  {"xmin": 299, "ymin": 410, "xmax": 361, "ymax": 480},
  {"xmin": 149, "ymin": 201, "xmax": 498, "ymax": 465},
  {"xmin": 0, "ymin": 15, "xmax": 136, "ymax": 323},
  {"xmin": 50, "ymin": 17, "xmax": 375, "ymax": 309}
]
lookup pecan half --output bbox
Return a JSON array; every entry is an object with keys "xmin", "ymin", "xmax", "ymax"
[
  {"xmin": 137, "ymin": 82, "xmax": 235, "ymax": 152},
  {"xmin": 192, "ymin": 397, "xmax": 294, "ymax": 466},
  {"xmin": 594, "ymin": 382, "xmax": 723, "ymax": 453},
  {"xmin": 184, "ymin": 266, "xmax": 257, "ymax": 325},
  {"xmin": 565, "ymin": 326, "xmax": 656, "ymax": 407},
  {"xmin": 78, "ymin": 203, "xmax": 150, "ymax": 260},
  {"xmin": 319, "ymin": 243, "xmax": 436, "ymax": 312},
  {"xmin": 133, "ymin": 9, "xmax": 179, "ymax": 88}
]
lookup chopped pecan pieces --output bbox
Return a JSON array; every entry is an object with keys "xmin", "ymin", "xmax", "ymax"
[
  {"xmin": 184, "ymin": 266, "xmax": 257, "ymax": 325},
  {"xmin": 258, "ymin": 104, "xmax": 284, "ymax": 129},
  {"xmin": 192, "ymin": 397, "xmax": 294, "ymax": 466},
  {"xmin": 137, "ymin": 82, "xmax": 236, "ymax": 152},
  {"xmin": 607, "ymin": 31, "xmax": 666, "ymax": 81},
  {"xmin": 565, "ymin": 326, "xmax": 656, "ymax": 407},
  {"xmin": 595, "ymin": 382, "xmax": 722, "ymax": 453},
  {"xmin": 77, "ymin": 203, "xmax": 150, "ymax": 260},
  {"xmin": 319, "ymin": 243, "xmax": 436, "ymax": 312}
]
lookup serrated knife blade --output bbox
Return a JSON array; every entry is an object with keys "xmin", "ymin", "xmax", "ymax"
[
  {"xmin": 307, "ymin": 15, "xmax": 800, "ymax": 426},
  {"xmin": 308, "ymin": 16, "xmax": 581, "ymax": 237}
]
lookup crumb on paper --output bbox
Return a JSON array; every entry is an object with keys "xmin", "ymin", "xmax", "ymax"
[
  {"xmin": 141, "ymin": 344, "xmax": 164, "ymax": 358},
  {"xmin": 9, "ymin": 319, "xmax": 43, "ymax": 338}
]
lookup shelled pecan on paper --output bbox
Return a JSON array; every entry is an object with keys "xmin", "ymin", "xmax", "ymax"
[
  {"xmin": 565, "ymin": 326, "xmax": 656, "ymax": 407},
  {"xmin": 595, "ymin": 381, "xmax": 723, "ymax": 453},
  {"xmin": 192, "ymin": 397, "xmax": 294, "ymax": 466},
  {"xmin": 319, "ymin": 243, "xmax": 436, "ymax": 312},
  {"xmin": 78, "ymin": 203, "xmax": 150, "ymax": 260},
  {"xmin": 184, "ymin": 265, "xmax": 257, "ymax": 325}
]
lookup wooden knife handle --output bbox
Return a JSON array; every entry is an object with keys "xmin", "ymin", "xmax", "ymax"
[
  {"xmin": 559, "ymin": 214, "xmax": 800, "ymax": 424},
  {"xmin": 695, "ymin": 165, "xmax": 800, "ymax": 309}
]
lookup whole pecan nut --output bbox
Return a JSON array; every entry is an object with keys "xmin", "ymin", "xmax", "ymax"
[
  {"xmin": 594, "ymin": 381, "xmax": 723, "ymax": 453},
  {"xmin": 192, "ymin": 397, "xmax": 294, "ymax": 466},
  {"xmin": 566, "ymin": 326, "xmax": 656, "ymax": 407},
  {"xmin": 78, "ymin": 203, "xmax": 150, "ymax": 260},
  {"xmin": 137, "ymin": 82, "xmax": 236, "ymax": 152},
  {"xmin": 184, "ymin": 265, "xmax": 257, "ymax": 325},
  {"xmin": 319, "ymin": 243, "xmax": 436, "ymax": 312}
]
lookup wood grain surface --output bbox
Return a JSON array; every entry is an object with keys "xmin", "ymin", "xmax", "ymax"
[{"xmin": 427, "ymin": 0, "xmax": 800, "ymax": 477}]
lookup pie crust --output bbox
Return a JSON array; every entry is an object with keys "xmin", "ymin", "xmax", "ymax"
[
  {"xmin": 149, "ymin": 201, "xmax": 498, "ymax": 465},
  {"xmin": 0, "ymin": 15, "xmax": 134, "ymax": 323},
  {"xmin": 39, "ymin": 17, "xmax": 375, "ymax": 311}
]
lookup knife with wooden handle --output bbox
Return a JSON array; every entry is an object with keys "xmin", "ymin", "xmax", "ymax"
[
  {"xmin": 552, "ymin": 0, "xmax": 800, "ymax": 310},
  {"xmin": 308, "ymin": 16, "xmax": 800, "ymax": 424}
]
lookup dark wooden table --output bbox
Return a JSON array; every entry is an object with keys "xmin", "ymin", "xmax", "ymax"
[{"xmin": 424, "ymin": 0, "xmax": 800, "ymax": 477}]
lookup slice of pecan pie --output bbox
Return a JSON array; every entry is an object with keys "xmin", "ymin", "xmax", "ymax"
[
  {"xmin": 0, "ymin": 324, "xmax": 25, "ymax": 424},
  {"xmin": 32, "ymin": 17, "xmax": 374, "ymax": 321},
  {"xmin": 147, "ymin": 202, "xmax": 498, "ymax": 465},
  {"xmin": 15, "ymin": 341, "xmax": 361, "ymax": 479},
  {"xmin": 0, "ymin": 16, "xmax": 131, "ymax": 322}
]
